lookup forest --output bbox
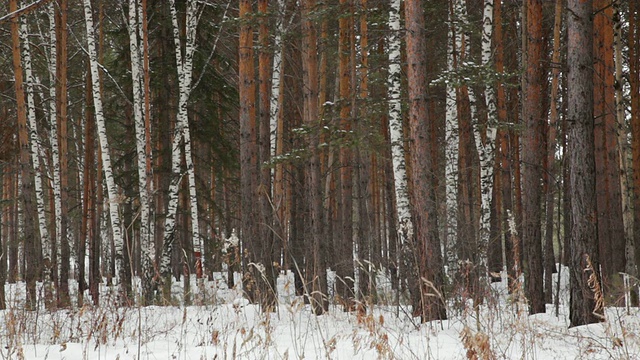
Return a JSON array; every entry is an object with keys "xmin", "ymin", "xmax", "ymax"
[{"xmin": 0, "ymin": 0, "xmax": 639, "ymax": 338}]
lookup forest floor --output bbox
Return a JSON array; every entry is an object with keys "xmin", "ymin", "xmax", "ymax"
[{"xmin": 1, "ymin": 268, "xmax": 639, "ymax": 359}]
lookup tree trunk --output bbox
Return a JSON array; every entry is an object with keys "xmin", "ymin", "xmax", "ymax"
[
  {"xmin": 593, "ymin": 0, "xmax": 625, "ymax": 291},
  {"xmin": 82, "ymin": 0, "xmax": 126, "ymax": 298},
  {"xmin": 56, "ymin": 0, "xmax": 71, "ymax": 308},
  {"xmin": 521, "ymin": 0, "xmax": 545, "ymax": 315},
  {"xmin": 238, "ymin": 0, "xmax": 263, "ymax": 305},
  {"xmin": 543, "ymin": 0, "xmax": 562, "ymax": 304},
  {"xmin": 445, "ymin": 0, "xmax": 461, "ymax": 277},
  {"xmin": 405, "ymin": 0, "xmax": 447, "ymax": 322},
  {"xmin": 387, "ymin": 0, "xmax": 410, "ymax": 296},
  {"xmin": 336, "ymin": 0, "xmax": 355, "ymax": 311},
  {"xmin": 475, "ymin": 0, "xmax": 497, "ymax": 285},
  {"xmin": 301, "ymin": 0, "xmax": 328, "ymax": 314},
  {"xmin": 162, "ymin": 0, "xmax": 202, "ymax": 298},
  {"xmin": 127, "ymin": 0, "xmax": 155, "ymax": 302},
  {"xmin": 613, "ymin": 0, "xmax": 634, "ymax": 277},
  {"xmin": 567, "ymin": 0, "xmax": 603, "ymax": 327},
  {"xmin": 631, "ymin": 0, "xmax": 640, "ymax": 276},
  {"xmin": 10, "ymin": 0, "xmax": 38, "ymax": 310},
  {"xmin": 20, "ymin": 8, "xmax": 49, "ymax": 286}
]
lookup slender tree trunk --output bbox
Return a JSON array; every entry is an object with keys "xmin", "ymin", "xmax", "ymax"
[
  {"xmin": 445, "ymin": 0, "xmax": 460, "ymax": 277},
  {"xmin": 0, "ymin": 169, "xmax": 7, "ymax": 309},
  {"xmin": 83, "ymin": 0, "xmax": 126, "ymax": 297},
  {"xmin": 521, "ymin": 0, "xmax": 545, "ymax": 314},
  {"xmin": 476, "ymin": 0, "xmax": 497, "ymax": 275},
  {"xmin": 387, "ymin": 0, "xmax": 409, "ymax": 296},
  {"xmin": 301, "ymin": 0, "xmax": 328, "ymax": 314},
  {"xmin": 20, "ymin": 8, "xmax": 49, "ymax": 280},
  {"xmin": 10, "ymin": 0, "xmax": 39, "ymax": 310},
  {"xmin": 54, "ymin": 0, "xmax": 71, "ymax": 308},
  {"xmin": 238, "ymin": 0, "xmax": 263, "ymax": 305},
  {"xmin": 271, "ymin": 0, "xmax": 287, "ymax": 267},
  {"xmin": 83, "ymin": 65, "xmax": 99, "ymax": 306},
  {"xmin": 543, "ymin": 0, "xmax": 562, "ymax": 304},
  {"xmin": 127, "ymin": 0, "xmax": 154, "ymax": 302},
  {"xmin": 47, "ymin": 3, "xmax": 61, "ymax": 304},
  {"xmin": 257, "ymin": 0, "xmax": 277, "ymax": 310},
  {"xmin": 567, "ymin": 0, "xmax": 603, "ymax": 327},
  {"xmin": 613, "ymin": 0, "xmax": 634, "ymax": 276},
  {"xmin": 630, "ymin": 0, "xmax": 640, "ymax": 276},
  {"xmin": 162, "ymin": 0, "xmax": 202, "ymax": 297},
  {"xmin": 335, "ymin": 0, "xmax": 355, "ymax": 311}
]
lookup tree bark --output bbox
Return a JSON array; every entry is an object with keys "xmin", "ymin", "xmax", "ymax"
[
  {"xmin": 10, "ymin": 0, "xmax": 38, "ymax": 310},
  {"xmin": 405, "ymin": 0, "xmax": 447, "ymax": 322},
  {"xmin": 521, "ymin": 0, "xmax": 545, "ymax": 314},
  {"xmin": 301, "ymin": 0, "xmax": 328, "ymax": 314},
  {"xmin": 82, "ymin": 0, "xmax": 126, "ymax": 298},
  {"xmin": 631, "ymin": 0, "xmax": 640, "ymax": 276},
  {"xmin": 567, "ymin": 0, "xmax": 603, "ymax": 327}
]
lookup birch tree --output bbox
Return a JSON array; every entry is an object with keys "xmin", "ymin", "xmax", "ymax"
[
  {"xmin": 472, "ymin": 0, "xmax": 496, "ymax": 279},
  {"xmin": 19, "ymin": 8, "xmax": 49, "ymax": 270},
  {"xmin": 46, "ymin": 1, "xmax": 63, "ymax": 304},
  {"xmin": 56, "ymin": 0, "xmax": 71, "ymax": 307},
  {"xmin": 161, "ymin": 0, "xmax": 202, "ymax": 287},
  {"xmin": 127, "ymin": 0, "xmax": 154, "ymax": 299},
  {"xmin": 82, "ymin": 0, "xmax": 126, "ymax": 290},
  {"xmin": 387, "ymin": 0, "xmax": 410, "ymax": 282},
  {"xmin": 444, "ymin": 0, "xmax": 462, "ymax": 274},
  {"xmin": 10, "ymin": 0, "xmax": 38, "ymax": 310}
]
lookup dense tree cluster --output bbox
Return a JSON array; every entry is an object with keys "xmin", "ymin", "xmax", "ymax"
[{"xmin": 0, "ymin": 0, "xmax": 638, "ymax": 327}]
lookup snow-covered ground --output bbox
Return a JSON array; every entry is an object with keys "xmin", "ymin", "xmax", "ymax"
[{"xmin": 1, "ymin": 269, "xmax": 639, "ymax": 359}]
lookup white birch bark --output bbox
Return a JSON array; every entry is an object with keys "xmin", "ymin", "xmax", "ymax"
[
  {"xmin": 82, "ymin": 0, "xmax": 125, "ymax": 282},
  {"xmin": 473, "ymin": 0, "xmax": 496, "ymax": 270},
  {"xmin": 20, "ymin": 13, "xmax": 50, "ymax": 260},
  {"xmin": 127, "ymin": 0, "xmax": 154, "ymax": 280},
  {"xmin": 388, "ymin": 0, "xmax": 412, "ymax": 241},
  {"xmin": 47, "ymin": 3, "xmax": 62, "ymax": 266},
  {"xmin": 270, "ymin": 0, "xmax": 285, "ymax": 159},
  {"xmin": 162, "ymin": 0, "xmax": 201, "ymax": 276},
  {"xmin": 445, "ymin": 0, "xmax": 461, "ymax": 270}
]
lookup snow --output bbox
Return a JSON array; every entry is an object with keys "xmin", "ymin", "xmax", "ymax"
[{"xmin": 2, "ymin": 269, "xmax": 640, "ymax": 359}]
